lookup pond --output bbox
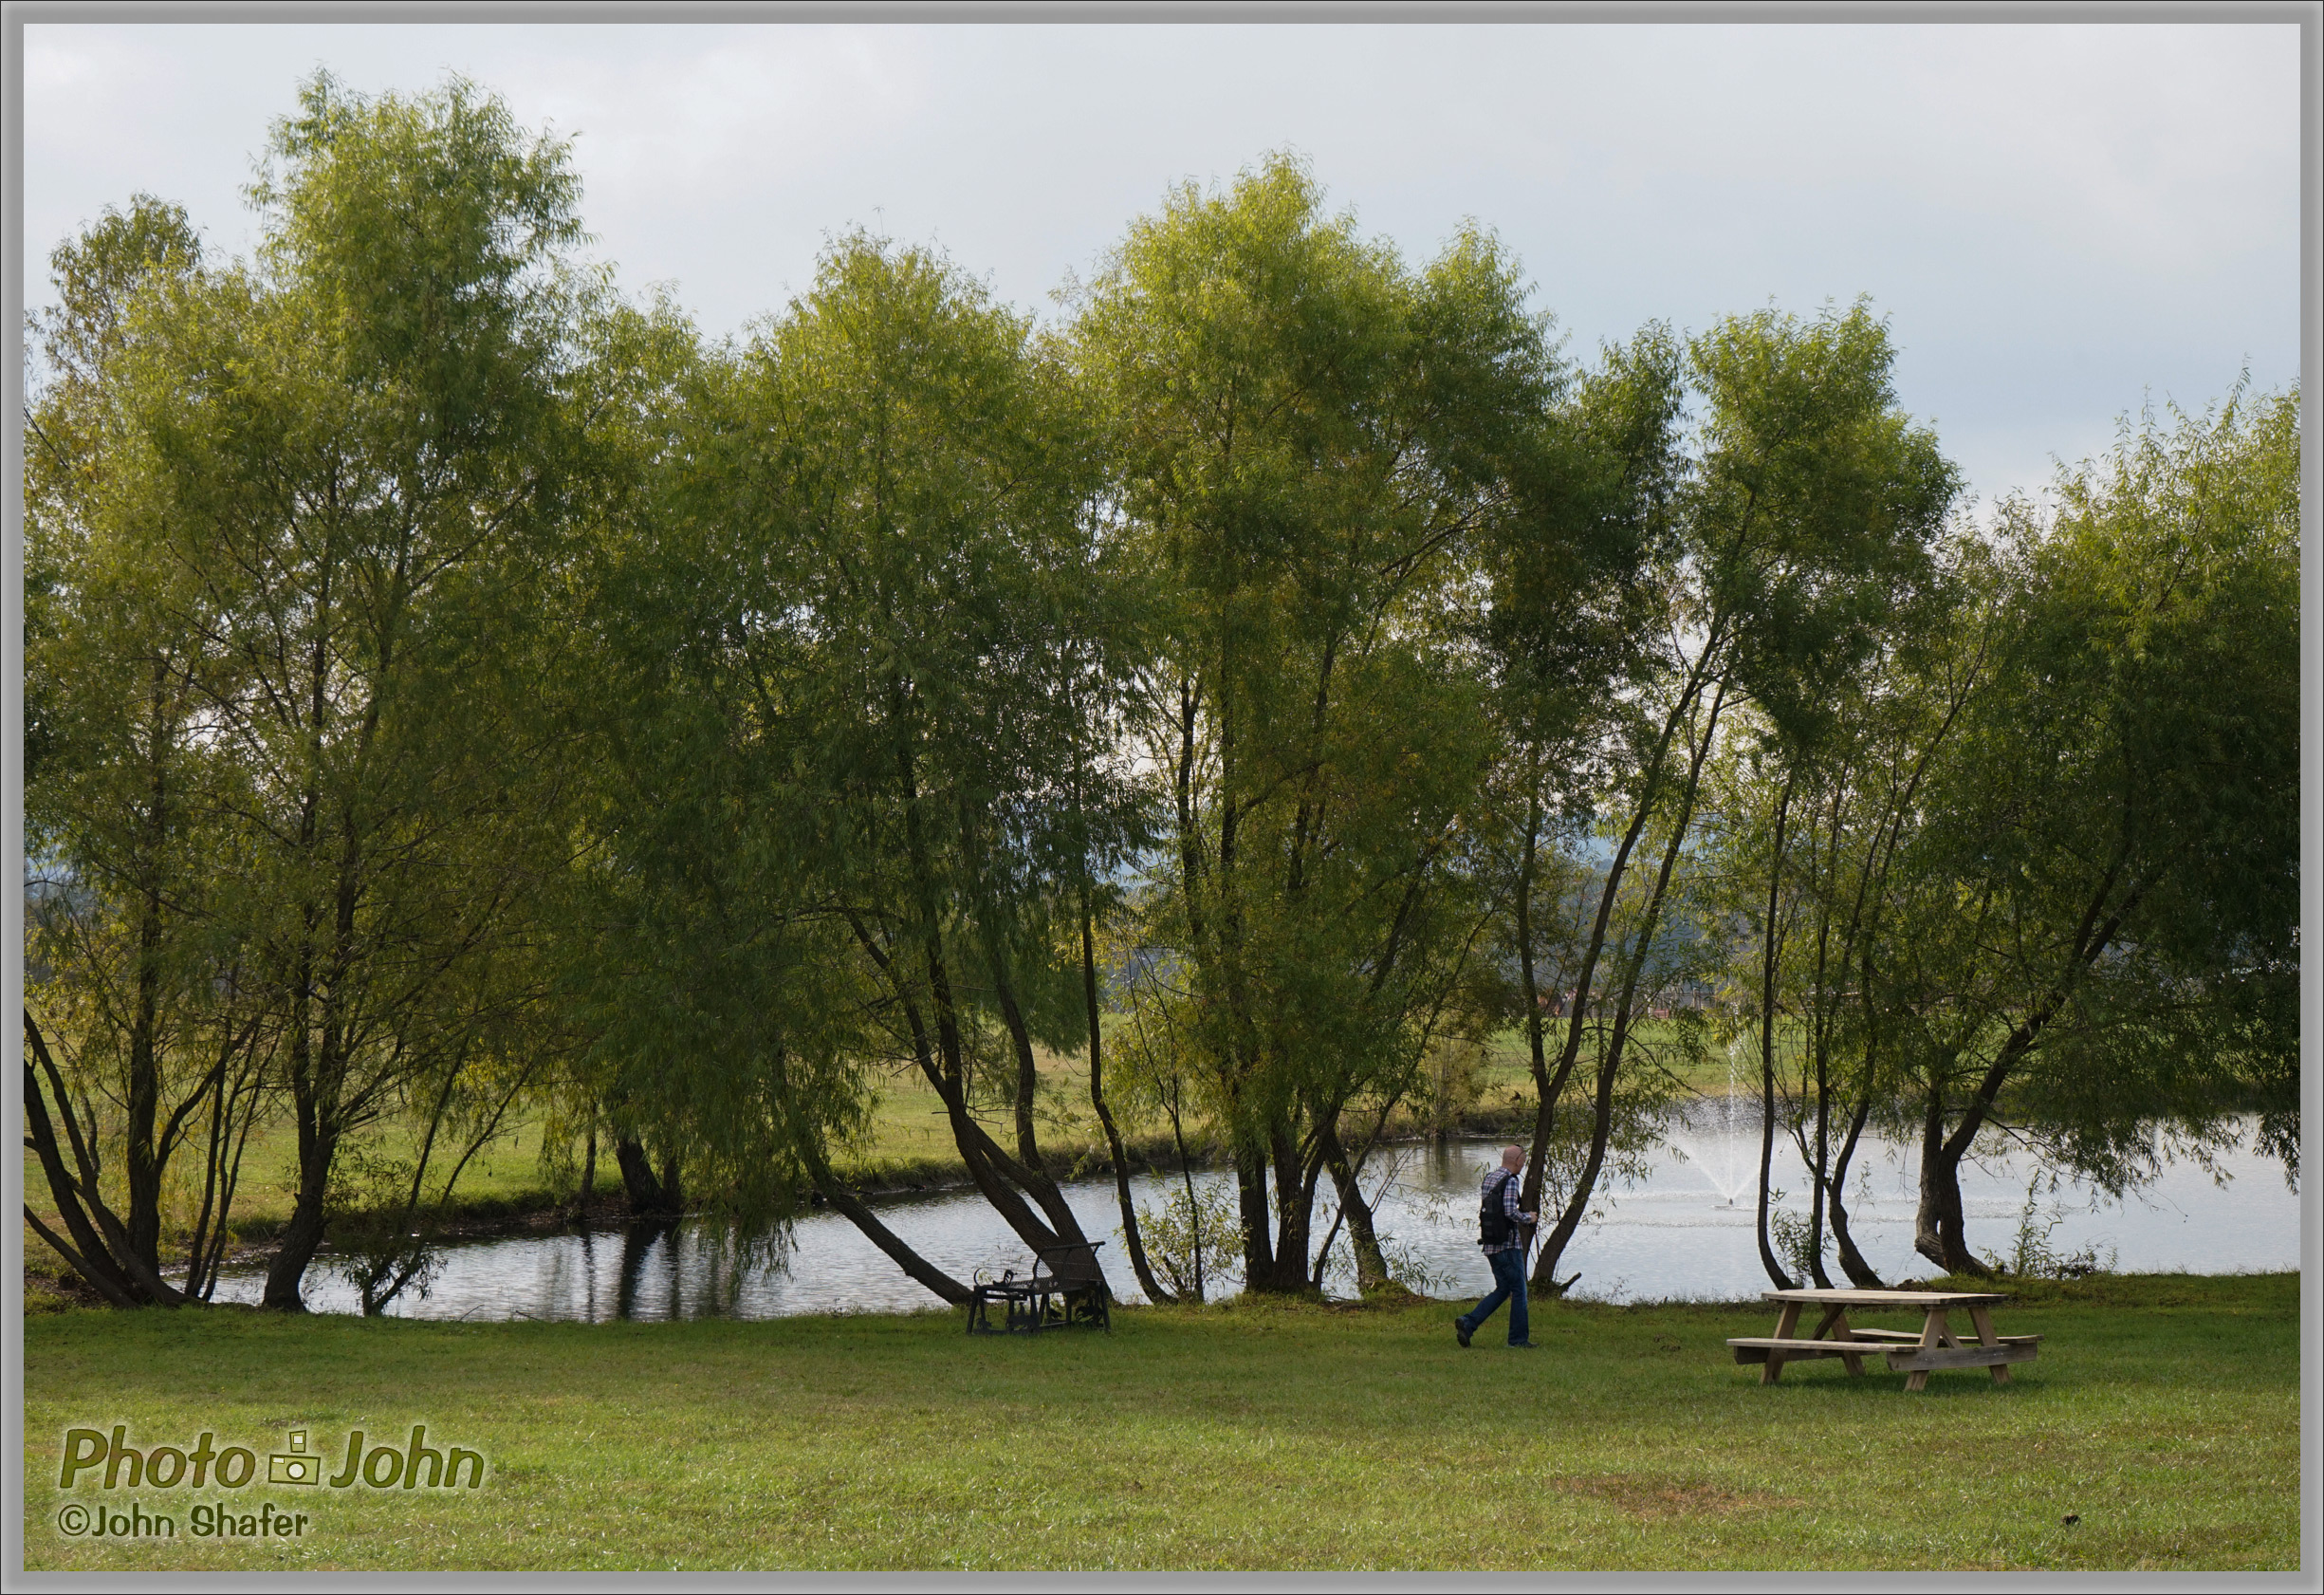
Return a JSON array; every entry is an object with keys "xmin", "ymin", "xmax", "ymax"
[{"xmin": 207, "ymin": 1112, "xmax": 2298, "ymax": 1320}]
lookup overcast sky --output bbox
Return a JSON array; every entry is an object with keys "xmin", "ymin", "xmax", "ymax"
[{"xmin": 21, "ymin": 20, "xmax": 2303, "ymax": 512}]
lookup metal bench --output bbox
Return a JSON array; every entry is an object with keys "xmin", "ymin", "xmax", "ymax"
[{"xmin": 967, "ymin": 1239, "xmax": 1112, "ymax": 1335}]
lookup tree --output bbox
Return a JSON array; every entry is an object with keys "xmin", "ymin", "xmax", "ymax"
[
  {"xmin": 1882, "ymin": 386, "xmax": 2299, "ymax": 1275},
  {"xmin": 575, "ymin": 235, "xmax": 1147, "ymax": 1302},
  {"xmin": 47, "ymin": 74, "xmax": 594, "ymax": 1310},
  {"xmin": 1074, "ymin": 157, "xmax": 1527, "ymax": 1293},
  {"xmin": 1703, "ymin": 532, "xmax": 2001, "ymax": 1288},
  {"xmin": 23, "ymin": 197, "xmax": 282, "ymax": 1308},
  {"xmin": 1472, "ymin": 324, "xmax": 1685, "ymax": 1290},
  {"xmin": 1519, "ymin": 302, "xmax": 1957, "ymax": 1290}
]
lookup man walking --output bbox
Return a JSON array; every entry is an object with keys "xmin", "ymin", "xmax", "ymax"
[{"xmin": 1455, "ymin": 1145, "xmax": 1538, "ymax": 1348}]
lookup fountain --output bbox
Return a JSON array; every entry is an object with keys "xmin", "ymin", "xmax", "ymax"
[{"xmin": 1664, "ymin": 1040, "xmax": 1756, "ymax": 1208}]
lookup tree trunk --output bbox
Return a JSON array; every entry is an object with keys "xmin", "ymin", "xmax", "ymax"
[
  {"xmin": 22, "ymin": 1014, "xmax": 153, "ymax": 1307},
  {"xmin": 985, "ymin": 964, "xmax": 1096, "ymax": 1249},
  {"xmin": 267, "ymin": 809, "xmax": 366, "ymax": 1311},
  {"xmin": 261, "ymin": 1154, "xmax": 332, "ymax": 1310},
  {"xmin": 1806, "ymin": 1063, "xmax": 1834, "ymax": 1291},
  {"xmin": 1524, "ymin": 678, "xmax": 1728, "ymax": 1302},
  {"xmin": 1753, "ymin": 1069, "xmax": 1795, "ymax": 1290},
  {"xmin": 123, "ymin": 657, "xmax": 173, "ymax": 1279},
  {"xmin": 1253, "ymin": 1122, "xmax": 1317, "ymax": 1294},
  {"xmin": 1083, "ymin": 891, "xmax": 1173, "ymax": 1304},
  {"xmin": 1913, "ymin": 1084, "xmax": 1993, "ymax": 1277},
  {"xmin": 264, "ymin": 969, "xmax": 341, "ymax": 1310},
  {"xmin": 177, "ymin": 1016, "xmax": 258, "ymax": 1303},
  {"xmin": 190, "ymin": 1058, "xmax": 264, "ymax": 1303},
  {"xmin": 1802, "ymin": 785, "xmax": 1852, "ymax": 1291},
  {"xmin": 1755, "ymin": 777, "xmax": 1798, "ymax": 1289},
  {"xmin": 182, "ymin": 1054, "xmax": 231, "ymax": 1302},
  {"xmin": 804, "ymin": 1147, "xmax": 971, "ymax": 1304},
  {"xmin": 1915, "ymin": 1145, "xmax": 1989, "ymax": 1277},
  {"xmin": 1235, "ymin": 1142, "xmax": 1276, "ymax": 1289},
  {"xmin": 1512, "ymin": 780, "xmax": 1560, "ymax": 1166},
  {"xmin": 1536, "ymin": 1040, "xmax": 1619, "ymax": 1282},
  {"xmin": 855, "ymin": 790, "xmax": 1094, "ymax": 1268},
  {"xmin": 1824, "ymin": 1093, "xmax": 1885, "ymax": 1288},
  {"xmin": 616, "ymin": 1138, "xmax": 677, "ymax": 1218},
  {"xmin": 1536, "ymin": 678, "xmax": 1730, "ymax": 1288},
  {"xmin": 1162, "ymin": 1082, "xmax": 1207, "ymax": 1301},
  {"xmin": 1320, "ymin": 1125, "xmax": 1391, "ymax": 1292},
  {"xmin": 1522, "ymin": 669, "xmax": 1714, "ymax": 1227}
]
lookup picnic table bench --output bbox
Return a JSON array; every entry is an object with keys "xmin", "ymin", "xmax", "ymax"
[
  {"xmin": 966, "ymin": 1239, "xmax": 1112, "ymax": 1335},
  {"xmin": 1728, "ymin": 1289, "xmax": 2039, "ymax": 1391}
]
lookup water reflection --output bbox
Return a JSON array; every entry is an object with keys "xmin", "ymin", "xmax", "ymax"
[{"xmin": 208, "ymin": 1114, "xmax": 2297, "ymax": 1322}]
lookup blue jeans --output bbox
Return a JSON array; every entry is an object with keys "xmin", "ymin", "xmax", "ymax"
[{"xmin": 1460, "ymin": 1248, "xmax": 1529, "ymax": 1345}]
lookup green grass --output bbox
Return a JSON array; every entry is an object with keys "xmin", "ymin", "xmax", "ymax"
[{"xmin": 20, "ymin": 1271, "xmax": 2298, "ymax": 1571}]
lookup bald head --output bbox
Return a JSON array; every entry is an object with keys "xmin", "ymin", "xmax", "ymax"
[{"xmin": 1501, "ymin": 1145, "xmax": 1524, "ymax": 1172}]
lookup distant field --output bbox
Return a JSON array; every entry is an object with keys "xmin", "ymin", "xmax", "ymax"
[{"xmin": 20, "ymin": 1272, "xmax": 2299, "ymax": 1572}]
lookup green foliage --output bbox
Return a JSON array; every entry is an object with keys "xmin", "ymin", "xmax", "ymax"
[
  {"xmin": 1076, "ymin": 155, "xmax": 1526, "ymax": 1288},
  {"xmin": 1132, "ymin": 1180, "xmax": 1246, "ymax": 1300},
  {"xmin": 1764, "ymin": 1194, "xmax": 1822, "ymax": 1284},
  {"xmin": 23, "ymin": 69, "xmax": 597, "ymax": 1310},
  {"xmin": 24, "ymin": 193, "xmax": 278, "ymax": 1300},
  {"xmin": 1687, "ymin": 299, "xmax": 1959, "ymax": 746},
  {"xmin": 1976, "ymin": 386, "xmax": 2301, "ymax": 1173},
  {"xmin": 1706, "ymin": 378, "xmax": 2301, "ymax": 1280},
  {"xmin": 567, "ymin": 230, "xmax": 1145, "ymax": 1252},
  {"xmin": 1988, "ymin": 1171, "xmax": 2110, "ymax": 1281},
  {"xmin": 321, "ymin": 1141, "xmax": 445, "ymax": 1316},
  {"xmin": 1883, "ymin": 385, "xmax": 2300, "ymax": 1236}
]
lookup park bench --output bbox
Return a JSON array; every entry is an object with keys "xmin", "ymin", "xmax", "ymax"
[
  {"xmin": 966, "ymin": 1239, "xmax": 1112, "ymax": 1335},
  {"xmin": 1728, "ymin": 1288, "xmax": 2041, "ymax": 1391}
]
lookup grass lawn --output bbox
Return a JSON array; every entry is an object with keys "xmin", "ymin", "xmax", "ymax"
[{"xmin": 20, "ymin": 1271, "xmax": 2298, "ymax": 1571}]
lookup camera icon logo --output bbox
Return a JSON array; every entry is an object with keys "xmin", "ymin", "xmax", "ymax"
[{"xmin": 268, "ymin": 1429, "xmax": 321, "ymax": 1486}]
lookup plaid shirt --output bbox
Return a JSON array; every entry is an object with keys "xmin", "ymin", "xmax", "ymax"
[{"xmin": 1480, "ymin": 1167, "xmax": 1532, "ymax": 1255}]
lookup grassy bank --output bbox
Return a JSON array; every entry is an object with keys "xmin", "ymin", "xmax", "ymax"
[{"xmin": 20, "ymin": 1271, "xmax": 2298, "ymax": 1571}]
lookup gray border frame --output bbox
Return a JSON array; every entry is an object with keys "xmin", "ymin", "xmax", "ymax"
[{"xmin": 3, "ymin": 2, "xmax": 2316, "ymax": 1590}]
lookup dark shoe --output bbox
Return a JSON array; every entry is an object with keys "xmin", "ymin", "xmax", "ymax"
[
  {"xmin": 1507, "ymin": 1341, "xmax": 1538, "ymax": 1348},
  {"xmin": 1454, "ymin": 1317, "xmax": 1473, "ymax": 1348}
]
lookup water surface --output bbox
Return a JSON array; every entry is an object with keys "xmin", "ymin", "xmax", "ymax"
[{"xmin": 209, "ymin": 1113, "xmax": 2298, "ymax": 1320}]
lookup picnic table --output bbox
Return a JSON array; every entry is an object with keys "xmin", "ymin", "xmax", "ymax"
[{"xmin": 1727, "ymin": 1289, "xmax": 2040, "ymax": 1391}]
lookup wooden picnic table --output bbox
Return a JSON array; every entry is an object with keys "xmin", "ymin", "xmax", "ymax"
[{"xmin": 1727, "ymin": 1289, "xmax": 2040, "ymax": 1391}]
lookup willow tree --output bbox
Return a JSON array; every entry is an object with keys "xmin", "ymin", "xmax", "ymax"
[
  {"xmin": 1882, "ymin": 388, "xmax": 2300, "ymax": 1275},
  {"xmin": 1702, "ymin": 530, "xmax": 2001, "ymax": 1289},
  {"xmin": 39, "ymin": 74, "xmax": 595, "ymax": 1310},
  {"xmin": 1520, "ymin": 302, "xmax": 1958, "ymax": 1290},
  {"xmin": 577, "ymin": 235, "xmax": 1151, "ymax": 1301},
  {"xmin": 1473, "ymin": 325, "xmax": 1685, "ymax": 1270},
  {"xmin": 22, "ymin": 197, "xmax": 281, "ymax": 1308},
  {"xmin": 1074, "ymin": 158, "xmax": 1542, "ymax": 1294}
]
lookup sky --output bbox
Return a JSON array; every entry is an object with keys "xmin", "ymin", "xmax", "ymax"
[{"xmin": 19, "ymin": 21, "xmax": 2304, "ymax": 513}]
